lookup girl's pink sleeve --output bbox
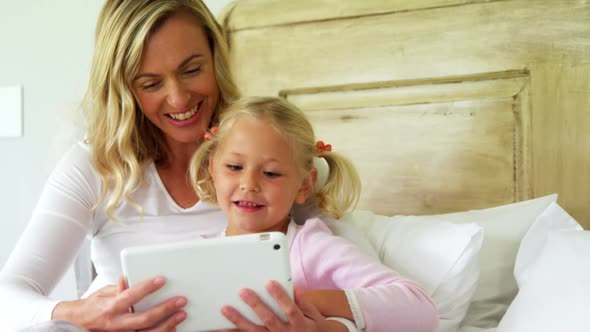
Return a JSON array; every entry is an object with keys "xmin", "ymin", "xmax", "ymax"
[{"xmin": 291, "ymin": 218, "xmax": 438, "ymax": 332}]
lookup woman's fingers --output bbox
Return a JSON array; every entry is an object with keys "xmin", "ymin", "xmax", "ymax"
[
  {"xmin": 71, "ymin": 276, "xmax": 187, "ymax": 332},
  {"xmin": 108, "ymin": 276, "xmax": 187, "ymax": 331},
  {"xmin": 117, "ymin": 296, "xmax": 187, "ymax": 331},
  {"xmin": 114, "ymin": 276, "xmax": 167, "ymax": 311},
  {"xmin": 97, "ymin": 284, "xmax": 120, "ymax": 297},
  {"xmin": 118, "ymin": 276, "xmax": 128, "ymax": 293},
  {"xmin": 144, "ymin": 310, "xmax": 187, "ymax": 332}
]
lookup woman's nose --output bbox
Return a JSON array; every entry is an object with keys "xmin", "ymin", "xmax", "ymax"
[{"xmin": 166, "ymin": 81, "xmax": 191, "ymax": 110}]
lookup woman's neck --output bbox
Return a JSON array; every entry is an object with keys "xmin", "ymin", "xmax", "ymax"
[
  {"xmin": 154, "ymin": 140, "xmax": 201, "ymax": 209},
  {"xmin": 159, "ymin": 139, "xmax": 201, "ymax": 171}
]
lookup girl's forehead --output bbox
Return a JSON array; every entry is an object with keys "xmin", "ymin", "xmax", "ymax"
[
  {"xmin": 225, "ymin": 116, "xmax": 283, "ymax": 137},
  {"xmin": 217, "ymin": 118, "xmax": 296, "ymax": 157}
]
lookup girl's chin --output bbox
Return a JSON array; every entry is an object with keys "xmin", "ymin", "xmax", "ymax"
[
  {"xmin": 226, "ymin": 222, "xmax": 265, "ymax": 235},
  {"xmin": 229, "ymin": 222, "xmax": 287, "ymax": 235}
]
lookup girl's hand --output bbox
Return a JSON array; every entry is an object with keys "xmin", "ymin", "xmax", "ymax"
[
  {"xmin": 52, "ymin": 276, "xmax": 187, "ymax": 332},
  {"xmin": 301, "ymin": 289, "xmax": 353, "ymax": 321},
  {"xmin": 220, "ymin": 281, "xmax": 347, "ymax": 332}
]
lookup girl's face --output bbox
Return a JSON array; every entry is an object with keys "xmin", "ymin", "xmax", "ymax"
[
  {"xmin": 132, "ymin": 11, "xmax": 219, "ymax": 149},
  {"xmin": 210, "ymin": 117, "xmax": 315, "ymax": 236}
]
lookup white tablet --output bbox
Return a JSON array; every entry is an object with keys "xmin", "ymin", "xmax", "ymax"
[{"xmin": 120, "ymin": 232, "xmax": 293, "ymax": 332}]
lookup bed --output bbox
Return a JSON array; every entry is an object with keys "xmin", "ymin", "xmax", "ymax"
[{"xmin": 220, "ymin": 1, "xmax": 590, "ymax": 331}]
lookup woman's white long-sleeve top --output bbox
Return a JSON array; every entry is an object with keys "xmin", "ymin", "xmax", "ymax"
[{"xmin": 0, "ymin": 142, "xmax": 227, "ymax": 330}]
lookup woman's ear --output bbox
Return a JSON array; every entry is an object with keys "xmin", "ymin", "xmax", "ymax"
[{"xmin": 295, "ymin": 167, "xmax": 317, "ymax": 205}]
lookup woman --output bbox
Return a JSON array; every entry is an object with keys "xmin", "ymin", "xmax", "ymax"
[
  {"xmin": 1, "ymin": 1, "xmax": 438, "ymax": 332},
  {"xmin": 0, "ymin": 1, "xmax": 357, "ymax": 331}
]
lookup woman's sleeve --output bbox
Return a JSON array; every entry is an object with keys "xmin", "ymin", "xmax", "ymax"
[
  {"xmin": 293, "ymin": 218, "xmax": 439, "ymax": 332},
  {"xmin": 0, "ymin": 143, "xmax": 99, "ymax": 330}
]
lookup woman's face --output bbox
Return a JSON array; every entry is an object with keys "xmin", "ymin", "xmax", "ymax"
[{"xmin": 132, "ymin": 11, "xmax": 220, "ymax": 148}]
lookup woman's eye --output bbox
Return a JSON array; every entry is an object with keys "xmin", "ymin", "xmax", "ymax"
[
  {"xmin": 141, "ymin": 81, "xmax": 160, "ymax": 91},
  {"xmin": 226, "ymin": 164, "xmax": 242, "ymax": 171},
  {"xmin": 263, "ymin": 171, "xmax": 281, "ymax": 178},
  {"xmin": 184, "ymin": 66, "xmax": 202, "ymax": 75}
]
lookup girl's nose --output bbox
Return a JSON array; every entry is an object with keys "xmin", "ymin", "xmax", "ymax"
[{"xmin": 240, "ymin": 172, "xmax": 260, "ymax": 192}]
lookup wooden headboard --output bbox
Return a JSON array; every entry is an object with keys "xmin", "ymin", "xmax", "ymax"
[{"xmin": 221, "ymin": 0, "xmax": 590, "ymax": 228}]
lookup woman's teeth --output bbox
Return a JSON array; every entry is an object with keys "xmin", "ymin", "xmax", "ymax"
[{"xmin": 168, "ymin": 104, "xmax": 199, "ymax": 120}]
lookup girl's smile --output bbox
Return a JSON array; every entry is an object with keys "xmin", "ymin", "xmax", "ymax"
[{"xmin": 210, "ymin": 117, "xmax": 311, "ymax": 235}]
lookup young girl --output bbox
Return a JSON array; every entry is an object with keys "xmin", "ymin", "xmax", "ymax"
[{"xmin": 189, "ymin": 96, "xmax": 438, "ymax": 332}]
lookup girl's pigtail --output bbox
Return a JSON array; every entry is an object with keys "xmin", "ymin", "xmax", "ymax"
[
  {"xmin": 314, "ymin": 151, "xmax": 361, "ymax": 219},
  {"xmin": 189, "ymin": 129, "xmax": 219, "ymax": 205}
]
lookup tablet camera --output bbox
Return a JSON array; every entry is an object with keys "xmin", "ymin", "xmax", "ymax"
[{"xmin": 273, "ymin": 244, "xmax": 281, "ymax": 250}]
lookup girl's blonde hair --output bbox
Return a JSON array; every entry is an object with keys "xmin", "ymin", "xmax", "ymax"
[
  {"xmin": 189, "ymin": 97, "xmax": 361, "ymax": 220},
  {"xmin": 84, "ymin": 0, "xmax": 240, "ymax": 219}
]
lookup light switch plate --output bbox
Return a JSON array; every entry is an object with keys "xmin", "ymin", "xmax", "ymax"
[{"xmin": 0, "ymin": 85, "xmax": 23, "ymax": 137}]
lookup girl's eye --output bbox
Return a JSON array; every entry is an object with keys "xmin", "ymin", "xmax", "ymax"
[
  {"xmin": 263, "ymin": 171, "xmax": 281, "ymax": 178},
  {"xmin": 226, "ymin": 164, "xmax": 242, "ymax": 171}
]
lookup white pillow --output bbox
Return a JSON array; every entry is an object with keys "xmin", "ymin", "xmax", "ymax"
[
  {"xmin": 403, "ymin": 194, "xmax": 558, "ymax": 328},
  {"xmin": 513, "ymin": 202, "xmax": 582, "ymax": 285},
  {"xmin": 324, "ymin": 212, "xmax": 380, "ymax": 260},
  {"xmin": 318, "ymin": 193, "xmax": 559, "ymax": 330},
  {"xmin": 496, "ymin": 230, "xmax": 590, "ymax": 332},
  {"xmin": 334, "ymin": 210, "xmax": 483, "ymax": 332}
]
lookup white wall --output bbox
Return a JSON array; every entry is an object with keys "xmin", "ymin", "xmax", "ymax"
[
  {"xmin": 0, "ymin": 0, "xmax": 236, "ymax": 301},
  {"xmin": 206, "ymin": 0, "xmax": 236, "ymax": 17},
  {"xmin": 0, "ymin": 0, "xmax": 104, "ymax": 301}
]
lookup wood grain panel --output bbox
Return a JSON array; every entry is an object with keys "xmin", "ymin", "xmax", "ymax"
[
  {"xmin": 222, "ymin": 0, "xmax": 501, "ymax": 31},
  {"xmin": 307, "ymin": 101, "xmax": 515, "ymax": 215},
  {"xmin": 228, "ymin": 1, "xmax": 589, "ymax": 98},
  {"xmin": 532, "ymin": 64, "xmax": 590, "ymax": 228},
  {"xmin": 282, "ymin": 71, "xmax": 527, "ymax": 110},
  {"xmin": 283, "ymin": 74, "xmax": 530, "ymax": 215},
  {"xmin": 224, "ymin": 0, "xmax": 590, "ymax": 226}
]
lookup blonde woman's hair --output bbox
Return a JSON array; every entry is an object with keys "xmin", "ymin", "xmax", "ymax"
[
  {"xmin": 189, "ymin": 97, "xmax": 361, "ymax": 220},
  {"xmin": 84, "ymin": 0, "xmax": 240, "ymax": 219}
]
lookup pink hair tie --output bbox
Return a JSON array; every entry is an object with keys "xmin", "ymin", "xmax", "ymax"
[
  {"xmin": 315, "ymin": 140, "xmax": 332, "ymax": 157},
  {"xmin": 203, "ymin": 126, "xmax": 218, "ymax": 141}
]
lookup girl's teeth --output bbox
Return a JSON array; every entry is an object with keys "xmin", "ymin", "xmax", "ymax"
[{"xmin": 238, "ymin": 201, "xmax": 260, "ymax": 207}]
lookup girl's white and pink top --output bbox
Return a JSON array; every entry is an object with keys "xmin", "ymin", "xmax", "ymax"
[{"xmin": 287, "ymin": 218, "xmax": 438, "ymax": 332}]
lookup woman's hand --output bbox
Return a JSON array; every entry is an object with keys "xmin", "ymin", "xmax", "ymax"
[
  {"xmin": 220, "ymin": 281, "xmax": 347, "ymax": 332},
  {"xmin": 52, "ymin": 276, "xmax": 187, "ymax": 332}
]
